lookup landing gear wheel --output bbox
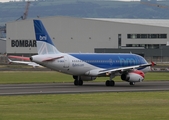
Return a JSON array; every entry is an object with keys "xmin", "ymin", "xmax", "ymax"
[
  {"xmin": 105, "ymin": 80, "xmax": 115, "ymax": 86},
  {"xmin": 106, "ymin": 80, "xmax": 110, "ymax": 86},
  {"xmin": 110, "ymin": 81, "xmax": 115, "ymax": 86},
  {"xmin": 129, "ymin": 82, "xmax": 135, "ymax": 85},
  {"xmin": 74, "ymin": 79, "xmax": 78, "ymax": 86},
  {"xmin": 79, "ymin": 80, "xmax": 83, "ymax": 86},
  {"xmin": 74, "ymin": 79, "xmax": 83, "ymax": 86}
]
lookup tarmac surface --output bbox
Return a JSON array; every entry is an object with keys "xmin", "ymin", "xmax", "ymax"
[{"xmin": 0, "ymin": 81, "xmax": 169, "ymax": 95}]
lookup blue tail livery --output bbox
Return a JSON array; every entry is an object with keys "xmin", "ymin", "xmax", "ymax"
[{"xmin": 34, "ymin": 20, "xmax": 60, "ymax": 55}]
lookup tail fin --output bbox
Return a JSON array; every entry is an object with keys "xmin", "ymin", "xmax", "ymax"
[{"xmin": 33, "ymin": 20, "xmax": 60, "ymax": 55}]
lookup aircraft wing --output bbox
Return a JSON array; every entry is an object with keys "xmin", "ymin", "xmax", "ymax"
[
  {"xmin": 8, "ymin": 58, "xmax": 42, "ymax": 68},
  {"xmin": 98, "ymin": 62, "xmax": 155, "ymax": 75}
]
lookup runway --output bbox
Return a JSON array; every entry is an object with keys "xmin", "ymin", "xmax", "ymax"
[{"xmin": 0, "ymin": 81, "xmax": 169, "ymax": 95}]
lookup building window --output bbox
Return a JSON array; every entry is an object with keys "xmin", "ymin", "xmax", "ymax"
[
  {"xmin": 126, "ymin": 44, "xmax": 165, "ymax": 49},
  {"xmin": 141, "ymin": 34, "xmax": 147, "ymax": 38},
  {"xmin": 127, "ymin": 34, "xmax": 167, "ymax": 39},
  {"xmin": 118, "ymin": 34, "xmax": 121, "ymax": 48}
]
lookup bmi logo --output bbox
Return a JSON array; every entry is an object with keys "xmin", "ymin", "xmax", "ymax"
[{"xmin": 39, "ymin": 35, "xmax": 47, "ymax": 40}]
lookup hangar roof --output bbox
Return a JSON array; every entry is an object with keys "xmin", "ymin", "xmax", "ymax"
[
  {"xmin": 7, "ymin": 16, "xmax": 169, "ymax": 28},
  {"xmin": 86, "ymin": 18, "xmax": 169, "ymax": 27}
]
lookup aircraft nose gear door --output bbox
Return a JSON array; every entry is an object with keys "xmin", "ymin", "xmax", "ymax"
[{"xmin": 64, "ymin": 56, "xmax": 69, "ymax": 68}]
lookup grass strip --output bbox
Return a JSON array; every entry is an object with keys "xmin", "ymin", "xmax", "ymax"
[
  {"xmin": 0, "ymin": 92, "xmax": 169, "ymax": 120},
  {"xmin": 0, "ymin": 71, "xmax": 168, "ymax": 84}
]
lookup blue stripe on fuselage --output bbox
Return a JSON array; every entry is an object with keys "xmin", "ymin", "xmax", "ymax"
[{"xmin": 69, "ymin": 53, "xmax": 147, "ymax": 69}]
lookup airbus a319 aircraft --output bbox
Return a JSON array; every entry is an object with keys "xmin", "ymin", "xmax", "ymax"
[{"xmin": 30, "ymin": 20, "xmax": 155, "ymax": 86}]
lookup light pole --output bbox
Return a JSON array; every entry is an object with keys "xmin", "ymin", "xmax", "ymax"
[
  {"xmin": 160, "ymin": 47, "xmax": 163, "ymax": 63},
  {"xmin": 160, "ymin": 46, "xmax": 163, "ymax": 63}
]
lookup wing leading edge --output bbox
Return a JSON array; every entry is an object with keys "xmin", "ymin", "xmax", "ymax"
[{"xmin": 97, "ymin": 62, "xmax": 155, "ymax": 76}]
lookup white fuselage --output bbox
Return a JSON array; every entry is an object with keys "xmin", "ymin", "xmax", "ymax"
[{"xmin": 31, "ymin": 53, "xmax": 151, "ymax": 77}]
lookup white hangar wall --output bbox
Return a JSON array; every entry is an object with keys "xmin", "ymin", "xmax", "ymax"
[
  {"xmin": 6, "ymin": 20, "xmax": 36, "ymax": 54},
  {"xmin": 40, "ymin": 17, "xmax": 119, "ymax": 53},
  {"xmin": 6, "ymin": 16, "xmax": 169, "ymax": 54}
]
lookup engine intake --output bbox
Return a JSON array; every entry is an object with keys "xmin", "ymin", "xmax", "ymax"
[{"xmin": 121, "ymin": 70, "xmax": 144, "ymax": 82}]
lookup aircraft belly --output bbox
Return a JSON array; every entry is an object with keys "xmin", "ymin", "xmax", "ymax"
[{"xmin": 69, "ymin": 66, "xmax": 92, "ymax": 75}]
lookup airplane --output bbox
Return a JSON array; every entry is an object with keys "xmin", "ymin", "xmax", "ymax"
[{"xmin": 30, "ymin": 19, "xmax": 155, "ymax": 86}]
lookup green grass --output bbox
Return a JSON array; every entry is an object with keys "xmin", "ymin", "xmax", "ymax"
[
  {"xmin": 0, "ymin": 71, "xmax": 169, "ymax": 84},
  {"xmin": 0, "ymin": 92, "xmax": 169, "ymax": 120},
  {"xmin": 0, "ymin": 71, "xmax": 169, "ymax": 120},
  {"xmin": 0, "ymin": 71, "xmax": 71, "ymax": 84}
]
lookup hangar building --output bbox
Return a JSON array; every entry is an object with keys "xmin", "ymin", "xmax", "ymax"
[
  {"xmin": 6, "ymin": 16, "xmax": 169, "ymax": 62},
  {"xmin": 0, "ymin": 38, "xmax": 6, "ymax": 54}
]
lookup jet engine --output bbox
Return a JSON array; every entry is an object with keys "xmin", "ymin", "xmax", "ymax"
[
  {"xmin": 121, "ymin": 70, "xmax": 145, "ymax": 82},
  {"xmin": 73, "ymin": 76, "xmax": 96, "ymax": 81}
]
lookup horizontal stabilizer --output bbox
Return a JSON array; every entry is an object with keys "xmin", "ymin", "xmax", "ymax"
[
  {"xmin": 8, "ymin": 55, "xmax": 30, "ymax": 61},
  {"xmin": 7, "ymin": 58, "xmax": 41, "ymax": 68}
]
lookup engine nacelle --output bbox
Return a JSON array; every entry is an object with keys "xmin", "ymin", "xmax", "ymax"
[
  {"xmin": 73, "ymin": 76, "xmax": 96, "ymax": 81},
  {"xmin": 121, "ymin": 70, "xmax": 145, "ymax": 82}
]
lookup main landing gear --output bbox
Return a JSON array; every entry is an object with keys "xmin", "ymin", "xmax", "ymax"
[
  {"xmin": 105, "ymin": 74, "xmax": 115, "ymax": 86},
  {"xmin": 105, "ymin": 80, "xmax": 115, "ymax": 86},
  {"xmin": 74, "ymin": 77, "xmax": 83, "ymax": 86}
]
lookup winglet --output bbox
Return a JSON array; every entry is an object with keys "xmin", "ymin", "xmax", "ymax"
[
  {"xmin": 7, "ymin": 58, "xmax": 12, "ymax": 64},
  {"xmin": 151, "ymin": 61, "xmax": 156, "ymax": 66}
]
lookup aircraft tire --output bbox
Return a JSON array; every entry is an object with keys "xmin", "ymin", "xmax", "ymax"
[
  {"xmin": 79, "ymin": 80, "xmax": 83, "ymax": 86},
  {"xmin": 110, "ymin": 81, "xmax": 115, "ymax": 86},
  {"xmin": 74, "ymin": 79, "xmax": 83, "ymax": 86},
  {"xmin": 105, "ymin": 80, "xmax": 115, "ymax": 86},
  {"xmin": 106, "ymin": 80, "xmax": 110, "ymax": 86},
  {"xmin": 74, "ymin": 79, "xmax": 78, "ymax": 86},
  {"xmin": 129, "ymin": 82, "xmax": 135, "ymax": 85}
]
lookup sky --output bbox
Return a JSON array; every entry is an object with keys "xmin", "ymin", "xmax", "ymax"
[
  {"xmin": 0, "ymin": 0, "xmax": 141, "ymax": 3},
  {"xmin": 0, "ymin": 0, "xmax": 16, "ymax": 2},
  {"xmin": 0, "ymin": 0, "xmax": 9, "ymax": 2}
]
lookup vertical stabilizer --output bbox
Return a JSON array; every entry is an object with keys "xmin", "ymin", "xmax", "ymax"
[{"xmin": 33, "ymin": 20, "xmax": 60, "ymax": 55}]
